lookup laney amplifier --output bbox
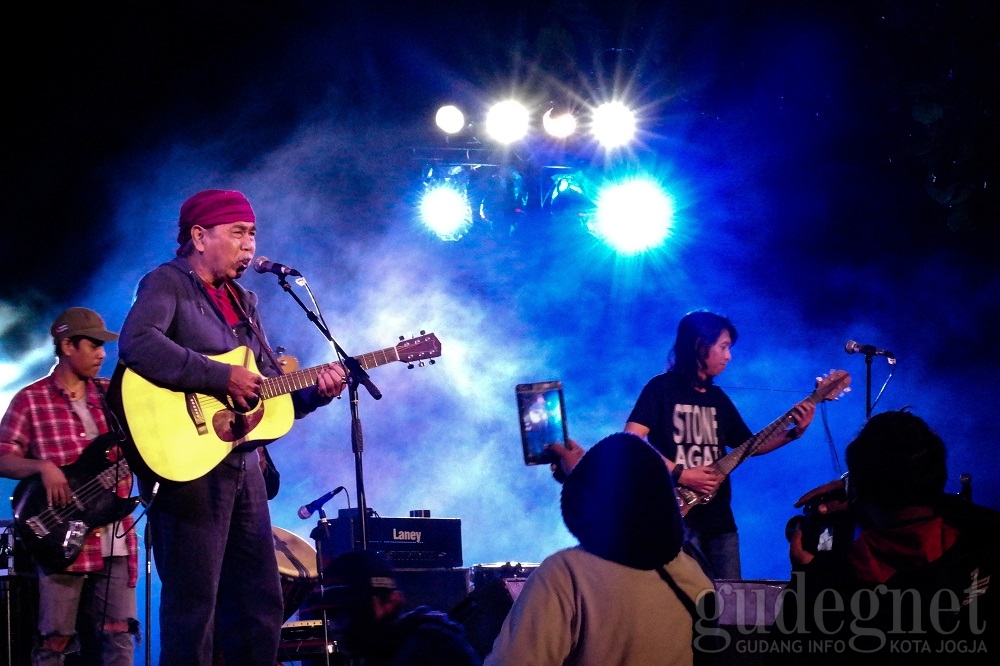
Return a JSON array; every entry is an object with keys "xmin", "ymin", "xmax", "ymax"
[{"xmin": 320, "ymin": 509, "xmax": 463, "ymax": 569}]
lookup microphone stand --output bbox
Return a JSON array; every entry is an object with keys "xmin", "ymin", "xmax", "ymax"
[
  {"xmin": 864, "ymin": 352, "xmax": 873, "ymax": 420},
  {"xmin": 274, "ymin": 275, "xmax": 381, "ymax": 550}
]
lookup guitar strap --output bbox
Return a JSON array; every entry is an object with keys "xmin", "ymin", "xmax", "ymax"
[
  {"xmin": 225, "ymin": 281, "xmax": 286, "ymax": 376},
  {"xmin": 656, "ymin": 564, "xmax": 721, "ymax": 662},
  {"xmin": 656, "ymin": 564, "xmax": 700, "ymax": 620},
  {"xmin": 94, "ymin": 379, "xmax": 129, "ymax": 444}
]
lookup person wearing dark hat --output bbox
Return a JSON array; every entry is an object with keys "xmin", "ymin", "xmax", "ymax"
[
  {"xmin": 485, "ymin": 432, "xmax": 716, "ymax": 665},
  {"xmin": 323, "ymin": 550, "xmax": 481, "ymax": 665},
  {"xmin": 0, "ymin": 307, "xmax": 139, "ymax": 665},
  {"xmin": 116, "ymin": 189, "xmax": 347, "ymax": 666},
  {"xmin": 625, "ymin": 310, "xmax": 815, "ymax": 579}
]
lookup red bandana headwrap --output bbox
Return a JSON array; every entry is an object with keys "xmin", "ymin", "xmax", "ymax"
[{"xmin": 177, "ymin": 189, "xmax": 256, "ymax": 245}]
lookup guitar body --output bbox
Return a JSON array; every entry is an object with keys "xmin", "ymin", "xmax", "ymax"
[
  {"xmin": 12, "ymin": 433, "xmax": 139, "ymax": 571},
  {"xmin": 116, "ymin": 347, "xmax": 295, "ymax": 483},
  {"xmin": 675, "ymin": 483, "xmax": 715, "ymax": 517}
]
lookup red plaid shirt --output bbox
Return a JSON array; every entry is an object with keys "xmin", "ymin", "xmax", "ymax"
[{"xmin": 0, "ymin": 374, "xmax": 138, "ymax": 585}]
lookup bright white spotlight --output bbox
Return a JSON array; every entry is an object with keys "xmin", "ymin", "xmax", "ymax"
[
  {"xmin": 418, "ymin": 184, "xmax": 472, "ymax": 240},
  {"xmin": 590, "ymin": 178, "xmax": 674, "ymax": 254},
  {"xmin": 542, "ymin": 108, "xmax": 577, "ymax": 139},
  {"xmin": 435, "ymin": 105, "xmax": 465, "ymax": 134},
  {"xmin": 485, "ymin": 100, "xmax": 530, "ymax": 144},
  {"xmin": 591, "ymin": 101, "xmax": 637, "ymax": 148}
]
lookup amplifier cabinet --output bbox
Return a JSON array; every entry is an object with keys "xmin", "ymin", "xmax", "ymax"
[
  {"xmin": 2, "ymin": 574, "xmax": 37, "ymax": 666},
  {"xmin": 319, "ymin": 510, "xmax": 463, "ymax": 570}
]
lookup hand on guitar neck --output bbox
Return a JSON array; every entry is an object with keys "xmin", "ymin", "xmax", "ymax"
[
  {"xmin": 315, "ymin": 363, "xmax": 347, "ymax": 401},
  {"xmin": 227, "ymin": 361, "xmax": 346, "ymax": 410}
]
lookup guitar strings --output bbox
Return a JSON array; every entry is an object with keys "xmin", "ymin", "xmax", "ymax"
[
  {"xmin": 30, "ymin": 461, "xmax": 132, "ymax": 531},
  {"xmin": 189, "ymin": 347, "xmax": 403, "ymax": 409}
]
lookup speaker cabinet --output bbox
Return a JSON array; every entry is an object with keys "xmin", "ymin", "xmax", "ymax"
[{"xmin": 1, "ymin": 574, "xmax": 38, "ymax": 666}]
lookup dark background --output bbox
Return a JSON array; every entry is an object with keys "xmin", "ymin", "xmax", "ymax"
[{"xmin": 2, "ymin": 2, "xmax": 998, "ymax": 661}]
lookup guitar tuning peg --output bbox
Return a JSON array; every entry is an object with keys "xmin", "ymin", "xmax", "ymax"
[
  {"xmin": 420, "ymin": 329, "xmax": 426, "ymax": 335},
  {"xmin": 418, "ymin": 361, "xmax": 425, "ymax": 367},
  {"xmin": 407, "ymin": 363, "xmax": 414, "ymax": 369},
  {"xmin": 429, "ymin": 359, "xmax": 435, "ymax": 365},
  {"xmin": 399, "ymin": 335, "xmax": 405, "ymax": 341}
]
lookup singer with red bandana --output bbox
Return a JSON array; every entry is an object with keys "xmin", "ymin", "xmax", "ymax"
[{"xmin": 117, "ymin": 190, "xmax": 346, "ymax": 666}]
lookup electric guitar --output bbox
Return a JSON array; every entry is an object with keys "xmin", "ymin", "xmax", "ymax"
[
  {"xmin": 11, "ymin": 433, "xmax": 139, "ymax": 570},
  {"xmin": 109, "ymin": 333, "xmax": 441, "ymax": 482},
  {"xmin": 675, "ymin": 370, "xmax": 851, "ymax": 516}
]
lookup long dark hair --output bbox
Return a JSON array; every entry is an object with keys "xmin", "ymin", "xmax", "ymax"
[{"xmin": 666, "ymin": 310, "xmax": 738, "ymax": 386}]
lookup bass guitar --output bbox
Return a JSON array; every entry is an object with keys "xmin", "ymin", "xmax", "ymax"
[
  {"xmin": 110, "ymin": 333, "xmax": 441, "ymax": 482},
  {"xmin": 11, "ymin": 433, "xmax": 139, "ymax": 570},
  {"xmin": 675, "ymin": 370, "xmax": 851, "ymax": 516}
]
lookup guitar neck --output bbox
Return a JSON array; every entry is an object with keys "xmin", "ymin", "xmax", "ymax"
[
  {"xmin": 714, "ymin": 392, "xmax": 822, "ymax": 477},
  {"xmin": 258, "ymin": 347, "xmax": 401, "ymax": 400}
]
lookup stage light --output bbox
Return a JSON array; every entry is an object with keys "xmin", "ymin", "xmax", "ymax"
[
  {"xmin": 591, "ymin": 101, "xmax": 637, "ymax": 148},
  {"xmin": 485, "ymin": 100, "xmax": 530, "ymax": 144},
  {"xmin": 589, "ymin": 177, "xmax": 673, "ymax": 254},
  {"xmin": 476, "ymin": 167, "xmax": 528, "ymax": 230},
  {"xmin": 418, "ymin": 183, "xmax": 472, "ymax": 240},
  {"xmin": 542, "ymin": 108, "xmax": 577, "ymax": 139},
  {"xmin": 543, "ymin": 170, "xmax": 594, "ymax": 219},
  {"xmin": 435, "ymin": 105, "xmax": 465, "ymax": 134}
]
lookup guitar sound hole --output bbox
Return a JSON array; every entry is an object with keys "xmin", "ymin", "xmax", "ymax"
[{"xmin": 213, "ymin": 404, "xmax": 265, "ymax": 442}]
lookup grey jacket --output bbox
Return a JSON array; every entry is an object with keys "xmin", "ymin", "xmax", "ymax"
[{"xmin": 118, "ymin": 255, "xmax": 323, "ymax": 416}]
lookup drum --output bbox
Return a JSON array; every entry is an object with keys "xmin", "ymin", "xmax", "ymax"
[{"xmin": 273, "ymin": 526, "xmax": 319, "ymax": 622}]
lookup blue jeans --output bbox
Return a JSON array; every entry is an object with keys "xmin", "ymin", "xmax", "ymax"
[
  {"xmin": 149, "ymin": 449, "xmax": 283, "ymax": 666},
  {"xmin": 34, "ymin": 555, "xmax": 136, "ymax": 666},
  {"xmin": 684, "ymin": 528, "xmax": 741, "ymax": 580}
]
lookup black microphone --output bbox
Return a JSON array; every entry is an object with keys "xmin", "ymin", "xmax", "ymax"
[
  {"xmin": 297, "ymin": 486, "xmax": 345, "ymax": 519},
  {"xmin": 253, "ymin": 256, "xmax": 302, "ymax": 278},
  {"xmin": 844, "ymin": 340, "xmax": 895, "ymax": 359}
]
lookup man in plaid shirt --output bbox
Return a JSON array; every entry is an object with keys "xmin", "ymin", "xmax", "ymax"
[{"xmin": 0, "ymin": 307, "xmax": 138, "ymax": 666}]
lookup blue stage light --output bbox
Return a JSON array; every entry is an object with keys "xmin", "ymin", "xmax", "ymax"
[
  {"xmin": 419, "ymin": 183, "xmax": 472, "ymax": 240},
  {"xmin": 589, "ymin": 178, "xmax": 674, "ymax": 254}
]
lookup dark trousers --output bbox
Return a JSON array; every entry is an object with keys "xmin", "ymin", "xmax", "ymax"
[{"xmin": 149, "ymin": 450, "xmax": 283, "ymax": 666}]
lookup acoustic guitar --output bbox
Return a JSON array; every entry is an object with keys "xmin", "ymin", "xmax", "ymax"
[{"xmin": 110, "ymin": 333, "xmax": 441, "ymax": 482}]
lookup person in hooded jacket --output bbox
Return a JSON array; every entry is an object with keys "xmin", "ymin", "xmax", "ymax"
[{"xmin": 485, "ymin": 432, "xmax": 717, "ymax": 665}]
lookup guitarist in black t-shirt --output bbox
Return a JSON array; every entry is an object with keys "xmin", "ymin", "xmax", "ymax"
[{"xmin": 625, "ymin": 310, "xmax": 815, "ymax": 579}]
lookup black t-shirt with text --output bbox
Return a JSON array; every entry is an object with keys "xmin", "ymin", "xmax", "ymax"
[{"xmin": 627, "ymin": 372, "xmax": 753, "ymax": 535}]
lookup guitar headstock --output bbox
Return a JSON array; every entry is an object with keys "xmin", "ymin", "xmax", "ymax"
[
  {"xmin": 812, "ymin": 369, "xmax": 851, "ymax": 402},
  {"xmin": 396, "ymin": 331, "xmax": 441, "ymax": 368}
]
